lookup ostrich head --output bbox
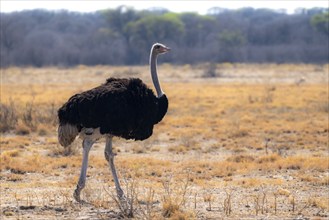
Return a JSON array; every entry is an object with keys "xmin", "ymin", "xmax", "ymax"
[
  {"xmin": 152, "ymin": 43, "xmax": 171, "ymax": 55},
  {"xmin": 150, "ymin": 42, "xmax": 170, "ymax": 98}
]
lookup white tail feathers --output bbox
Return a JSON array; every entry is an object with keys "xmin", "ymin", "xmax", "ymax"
[{"xmin": 58, "ymin": 124, "xmax": 78, "ymax": 147}]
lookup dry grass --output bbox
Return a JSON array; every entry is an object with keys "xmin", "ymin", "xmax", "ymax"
[{"xmin": 0, "ymin": 64, "xmax": 328, "ymax": 219}]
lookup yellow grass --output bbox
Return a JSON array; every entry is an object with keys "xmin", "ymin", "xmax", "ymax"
[{"xmin": 0, "ymin": 64, "xmax": 328, "ymax": 219}]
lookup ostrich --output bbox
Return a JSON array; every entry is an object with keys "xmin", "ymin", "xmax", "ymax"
[{"xmin": 57, "ymin": 43, "xmax": 170, "ymax": 203}]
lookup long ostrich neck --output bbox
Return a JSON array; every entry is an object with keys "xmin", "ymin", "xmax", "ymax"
[{"xmin": 150, "ymin": 49, "xmax": 164, "ymax": 98}]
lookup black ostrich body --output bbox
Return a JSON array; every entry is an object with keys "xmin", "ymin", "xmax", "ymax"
[
  {"xmin": 57, "ymin": 43, "xmax": 170, "ymax": 205},
  {"xmin": 58, "ymin": 77, "xmax": 168, "ymax": 142}
]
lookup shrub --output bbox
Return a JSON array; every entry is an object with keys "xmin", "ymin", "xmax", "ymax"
[
  {"xmin": 0, "ymin": 102, "xmax": 18, "ymax": 132},
  {"xmin": 202, "ymin": 63, "xmax": 217, "ymax": 78},
  {"xmin": 15, "ymin": 122, "xmax": 31, "ymax": 135}
]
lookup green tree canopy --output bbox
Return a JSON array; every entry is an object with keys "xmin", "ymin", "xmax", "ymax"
[
  {"xmin": 125, "ymin": 13, "xmax": 185, "ymax": 44},
  {"xmin": 311, "ymin": 12, "xmax": 329, "ymax": 35}
]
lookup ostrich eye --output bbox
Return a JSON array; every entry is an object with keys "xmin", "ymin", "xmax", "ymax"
[{"xmin": 155, "ymin": 45, "xmax": 160, "ymax": 49}]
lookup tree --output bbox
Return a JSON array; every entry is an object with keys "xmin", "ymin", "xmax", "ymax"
[
  {"xmin": 124, "ymin": 13, "xmax": 184, "ymax": 63},
  {"xmin": 311, "ymin": 12, "xmax": 329, "ymax": 35},
  {"xmin": 1, "ymin": 7, "xmax": 328, "ymax": 66}
]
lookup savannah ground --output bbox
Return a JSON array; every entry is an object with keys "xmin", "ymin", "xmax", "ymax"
[{"xmin": 0, "ymin": 63, "xmax": 328, "ymax": 219}]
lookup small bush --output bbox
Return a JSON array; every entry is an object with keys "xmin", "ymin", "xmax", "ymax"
[
  {"xmin": 22, "ymin": 102, "xmax": 37, "ymax": 131},
  {"xmin": 131, "ymin": 145, "xmax": 146, "ymax": 154},
  {"xmin": 37, "ymin": 125, "xmax": 49, "ymax": 136},
  {"xmin": 162, "ymin": 201, "xmax": 180, "ymax": 218},
  {"xmin": 0, "ymin": 102, "xmax": 18, "ymax": 132},
  {"xmin": 15, "ymin": 123, "xmax": 31, "ymax": 135},
  {"xmin": 226, "ymin": 154, "xmax": 255, "ymax": 163},
  {"xmin": 168, "ymin": 145, "xmax": 187, "ymax": 154},
  {"xmin": 4, "ymin": 149, "xmax": 21, "ymax": 157},
  {"xmin": 257, "ymin": 153, "xmax": 280, "ymax": 164},
  {"xmin": 316, "ymin": 102, "xmax": 329, "ymax": 113},
  {"xmin": 161, "ymin": 173, "xmax": 192, "ymax": 218},
  {"xmin": 202, "ymin": 62, "xmax": 217, "ymax": 78}
]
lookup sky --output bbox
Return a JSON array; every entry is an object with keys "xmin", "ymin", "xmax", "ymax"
[{"xmin": 1, "ymin": 0, "xmax": 328, "ymax": 14}]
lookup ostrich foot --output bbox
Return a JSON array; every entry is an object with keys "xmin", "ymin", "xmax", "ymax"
[{"xmin": 73, "ymin": 186, "xmax": 89, "ymax": 204}]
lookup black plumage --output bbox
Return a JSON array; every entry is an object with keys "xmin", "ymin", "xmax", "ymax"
[
  {"xmin": 58, "ymin": 43, "xmax": 170, "ymax": 204},
  {"xmin": 58, "ymin": 77, "xmax": 168, "ymax": 142}
]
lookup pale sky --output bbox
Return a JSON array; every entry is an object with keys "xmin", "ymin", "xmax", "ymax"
[{"xmin": 1, "ymin": 0, "xmax": 328, "ymax": 14}]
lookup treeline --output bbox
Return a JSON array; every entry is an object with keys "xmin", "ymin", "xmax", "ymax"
[{"xmin": 1, "ymin": 6, "xmax": 328, "ymax": 67}]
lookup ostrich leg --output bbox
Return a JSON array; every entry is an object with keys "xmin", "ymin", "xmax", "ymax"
[
  {"xmin": 74, "ymin": 138, "xmax": 94, "ymax": 203},
  {"xmin": 104, "ymin": 136, "xmax": 125, "ymax": 200}
]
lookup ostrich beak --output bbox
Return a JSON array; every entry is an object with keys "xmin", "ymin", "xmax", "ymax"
[{"xmin": 161, "ymin": 46, "xmax": 171, "ymax": 53}]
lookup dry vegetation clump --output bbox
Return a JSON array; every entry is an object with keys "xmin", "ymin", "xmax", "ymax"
[
  {"xmin": 1, "ymin": 152, "xmax": 42, "ymax": 174},
  {"xmin": 226, "ymin": 154, "xmax": 255, "ymax": 163},
  {"xmin": 299, "ymin": 174, "xmax": 329, "ymax": 186},
  {"xmin": 15, "ymin": 121, "xmax": 31, "ymax": 135},
  {"xmin": 160, "ymin": 173, "xmax": 195, "ymax": 219},
  {"xmin": 0, "ymin": 100, "xmax": 57, "ymax": 135},
  {"xmin": 0, "ymin": 101, "xmax": 18, "ymax": 132}
]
